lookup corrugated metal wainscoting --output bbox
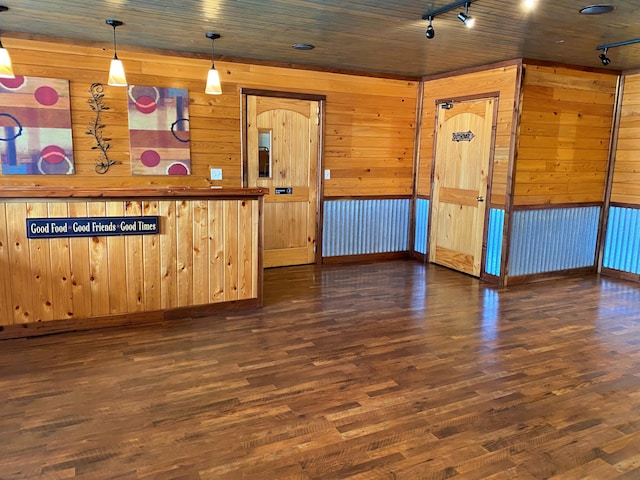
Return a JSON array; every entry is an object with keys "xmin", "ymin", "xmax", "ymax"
[
  {"xmin": 603, "ymin": 206, "xmax": 640, "ymax": 275},
  {"xmin": 323, "ymin": 199, "xmax": 410, "ymax": 257},
  {"xmin": 414, "ymin": 198, "xmax": 429, "ymax": 255},
  {"xmin": 485, "ymin": 208, "xmax": 504, "ymax": 276},
  {"xmin": 508, "ymin": 206, "xmax": 600, "ymax": 276}
]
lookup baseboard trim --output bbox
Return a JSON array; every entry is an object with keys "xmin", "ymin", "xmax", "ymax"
[
  {"xmin": 480, "ymin": 272, "xmax": 502, "ymax": 286},
  {"xmin": 506, "ymin": 266, "xmax": 596, "ymax": 286},
  {"xmin": 0, "ymin": 298, "xmax": 260, "ymax": 340},
  {"xmin": 410, "ymin": 251, "xmax": 427, "ymax": 262},
  {"xmin": 322, "ymin": 251, "xmax": 409, "ymax": 264},
  {"xmin": 601, "ymin": 267, "xmax": 640, "ymax": 283}
]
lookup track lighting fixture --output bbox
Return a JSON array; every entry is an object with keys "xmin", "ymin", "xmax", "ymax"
[
  {"xmin": 205, "ymin": 32, "xmax": 222, "ymax": 95},
  {"xmin": 425, "ymin": 17, "xmax": 435, "ymax": 39},
  {"xmin": 595, "ymin": 38, "xmax": 640, "ymax": 67},
  {"xmin": 106, "ymin": 19, "xmax": 127, "ymax": 86},
  {"xmin": 421, "ymin": 0, "xmax": 478, "ymax": 38},
  {"xmin": 0, "ymin": 5, "xmax": 14, "ymax": 79},
  {"xmin": 457, "ymin": 3, "xmax": 475, "ymax": 27}
]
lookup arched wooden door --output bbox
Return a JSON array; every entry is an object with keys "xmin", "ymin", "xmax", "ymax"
[
  {"xmin": 429, "ymin": 97, "xmax": 496, "ymax": 277},
  {"xmin": 246, "ymin": 95, "xmax": 320, "ymax": 268}
]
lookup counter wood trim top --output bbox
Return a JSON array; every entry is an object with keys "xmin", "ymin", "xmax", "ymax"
[{"xmin": 0, "ymin": 187, "xmax": 268, "ymax": 199}]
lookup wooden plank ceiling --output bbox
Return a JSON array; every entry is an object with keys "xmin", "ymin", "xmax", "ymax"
[{"xmin": 4, "ymin": 0, "xmax": 640, "ymax": 77}]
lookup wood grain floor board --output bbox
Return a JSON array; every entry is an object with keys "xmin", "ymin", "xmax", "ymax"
[{"xmin": 2, "ymin": 260, "xmax": 640, "ymax": 478}]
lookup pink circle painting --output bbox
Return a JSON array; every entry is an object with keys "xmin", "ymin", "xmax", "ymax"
[
  {"xmin": 34, "ymin": 86, "xmax": 59, "ymax": 106},
  {"xmin": 135, "ymin": 95, "xmax": 157, "ymax": 114},
  {"xmin": 0, "ymin": 76, "xmax": 25, "ymax": 90},
  {"xmin": 167, "ymin": 162, "xmax": 189, "ymax": 175},
  {"xmin": 140, "ymin": 150, "xmax": 161, "ymax": 167},
  {"xmin": 41, "ymin": 145, "xmax": 66, "ymax": 164}
]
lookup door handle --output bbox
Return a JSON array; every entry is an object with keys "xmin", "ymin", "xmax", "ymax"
[{"xmin": 477, "ymin": 196, "xmax": 484, "ymax": 202}]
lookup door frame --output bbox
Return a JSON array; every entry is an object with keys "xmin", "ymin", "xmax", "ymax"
[
  {"xmin": 427, "ymin": 92, "xmax": 500, "ymax": 279},
  {"xmin": 240, "ymin": 88, "xmax": 327, "ymax": 264}
]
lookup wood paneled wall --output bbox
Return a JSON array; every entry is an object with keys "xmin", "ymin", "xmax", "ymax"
[
  {"xmin": 514, "ymin": 65, "xmax": 618, "ymax": 205},
  {"xmin": 611, "ymin": 72, "xmax": 640, "ymax": 205},
  {"xmin": 0, "ymin": 37, "xmax": 418, "ymax": 198},
  {"xmin": 417, "ymin": 64, "xmax": 520, "ymax": 208},
  {"xmin": 0, "ymin": 197, "xmax": 259, "ymax": 326}
]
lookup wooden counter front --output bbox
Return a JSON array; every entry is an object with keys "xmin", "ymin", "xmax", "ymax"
[{"xmin": 0, "ymin": 187, "xmax": 266, "ymax": 339}]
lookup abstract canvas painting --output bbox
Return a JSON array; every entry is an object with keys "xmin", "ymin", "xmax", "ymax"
[
  {"xmin": 0, "ymin": 76, "xmax": 74, "ymax": 175},
  {"xmin": 127, "ymin": 85, "xmax": 191, "ymax": 175}
]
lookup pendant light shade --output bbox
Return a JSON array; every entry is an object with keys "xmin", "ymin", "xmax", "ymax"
[
  {"xmin": 108, "ymin": 58, "xmax": 127, "ymax": 87},
  {"xmin": 106, "ymin": 19, "xmax": 127, "ymax": 86},
  {"xmin": 0, "ymin": 6, "xmax": 14, "ymax": 79},
  {"xmin": 205, "ymin": 32, "xmax": 222, "ymax": 95},
  {"xmin": 0, "ymin": 45, "xmax": 14, "ymax": 78},
  {"xmin": 205, "ymin": 67, "xmax": 222, "ymax": 95}
]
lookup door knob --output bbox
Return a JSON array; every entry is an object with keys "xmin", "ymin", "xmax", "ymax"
[{"xmin": 477, "ymin": 196, "xmax": 484, "ymax": 202}]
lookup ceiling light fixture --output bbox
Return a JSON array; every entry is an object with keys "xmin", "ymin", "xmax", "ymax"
[
  {"xmin": 0, "ymin": 5, "xmax": 14, "ymax": 78},
  {"xmin": 598, "ymin": 48, "xmax": 611, "ymax": 65},
  {"xmin": 292, "ymin": 43, "xmax": 315, "ymax": 50},
  {"xmin": 421, "ymin": 0, "xmax": 478, "ymax": 38},
  {"xmin": 595, "ymin": 38, "xmax": 640, "ymax": 66},
  {"xmin": 523, "ymin": 0, "xmax": 536, "ymax": 10},
  {"xmin": 580, "ymin": 5, "xmax": 614, "ymax": 15},
  {"xmin": 205, "ymin": 32, "xmax": 222, "ymax": 95},
  {"xmin": 106, "ymin": 19, "xmax": 126, "ymax": 86},
  {"xmin": 457, "ymin": 3, "xmax": 475, "ymax": 27},
  {"xmin": 425, "ymin": 17, "xmax": 435, "ymax": 39}
]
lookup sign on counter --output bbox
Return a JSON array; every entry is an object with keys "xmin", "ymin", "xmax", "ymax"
[{"xmin": 26, "ymin": 216, "xmax": 159, "ymax": 239}]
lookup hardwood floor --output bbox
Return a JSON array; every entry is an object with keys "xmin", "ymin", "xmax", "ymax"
[{"xmin": 1, "ymin": 260, "xmax": 640, "ymax": 479}]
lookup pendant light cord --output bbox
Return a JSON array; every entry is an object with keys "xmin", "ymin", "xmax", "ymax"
[{"xmin": 112, "ymin": 25, "xmax": 119, "ymax": 60}]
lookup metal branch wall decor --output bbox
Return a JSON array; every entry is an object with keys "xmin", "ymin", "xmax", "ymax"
[{"xmin": 87, "ymin": 82, "xmax": 116, "ymax": 174}]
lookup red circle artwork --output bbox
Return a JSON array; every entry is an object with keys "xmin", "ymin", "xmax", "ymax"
[
  {"xmin": 135, "ymin": 95, "xmax": 157, "ymax": 114},
  {"xmin": 34, "ymin": 86, "xmax": 59, "ymax": 106},
  {"xmin": 41, "ymin": 145, "xmax": 66, "ymax": 164},
  {"xmin": 140, "ymin": 149, "xmax": 161, "ymax": 167},
  {"xmin": 167, "ymin": 162, "xmax": 189, "ymax": 175}
]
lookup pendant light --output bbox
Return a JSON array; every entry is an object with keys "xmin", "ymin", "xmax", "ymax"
[
  {"xmin": 106, "ymin": 19, "xmax": 127, "ymax": 86},
  {"xmin": 205, "ymin": 32, "xmax": 222, "ymax": 95},
  {"xmin": 0, "ymin": 6, "xmax": 14, "ymax": 79}
]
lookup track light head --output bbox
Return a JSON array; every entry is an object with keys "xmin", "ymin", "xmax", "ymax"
[
  {"xmin": 425, "ymin": 17, "xmax": 435, "ymax": 39},
  {"xmin": 457, "ymin": 2, "xmax": 475, "ymax": 27},
  {"xmin": 426, "ymin": 25, "xmax": 435, "ymax": 38},
  {"xmin": 599, "ymin": 48, "xmax": 611, "ymax": 66}
]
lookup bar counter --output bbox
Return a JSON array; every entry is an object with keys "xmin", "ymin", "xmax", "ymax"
[{"xmin": 0, "ymin": 187, "xmax": 266, "ymax": 339}]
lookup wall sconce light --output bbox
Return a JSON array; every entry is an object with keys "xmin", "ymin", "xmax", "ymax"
[
  {"xmin": 106, "ymin": 19, "xmax": 127, "ymax": 86},
  {"xmin": 0, "ymin": 5, "xmax": 14, "ymax": 78},
  {"xmin": 595, "ymin": 38, "xmax": 640, "ymax": 66},
  {"xmin": 205, "ymin": 32, "xmax": 222, "ymax": 95},
  {"xmin": 421, "ymin": 0, "xmax": 478, "ymax": 39}
]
